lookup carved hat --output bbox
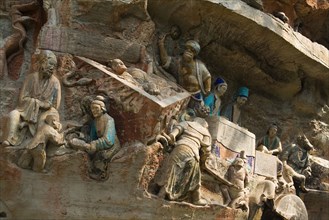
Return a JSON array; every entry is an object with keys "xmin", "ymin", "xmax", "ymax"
[
  {"xmin": 185, "ymin": 40, "xmax": 200, "ymax": 55},
  {"xmin": 214, "ymin": 77, "xmax": 227, "ymax": 87},
  {"xmin": 238, "ymin": 86, "xmax": 249, "ymax": 98}
]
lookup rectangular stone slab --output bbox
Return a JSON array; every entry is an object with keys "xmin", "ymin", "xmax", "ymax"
[
  {"xmin": 76, "ymin": 56, "xmax": 191, "ymax": 144},
  {"xmin": 254, "ymin": 151, "xmax": 277, "ymax": 178},
  {"xmin": 206, "ymin": 116, "xmax": 256, "ymax": 157}
]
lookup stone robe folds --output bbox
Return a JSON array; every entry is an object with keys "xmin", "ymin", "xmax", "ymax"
[
  {"xmin": 89, "ymin": 113, "xmax": 120, "ymax": 173},
  {"xmin": 5, "ymin": 72, "xmax": 61, "ymax": 145},
  {"xmin": 156, "ymin": 121, "xmax": 211, "ymax": 201},
  {"xmin": 18, "ymin": 72, "xmax": 61, "ymax": 124}
]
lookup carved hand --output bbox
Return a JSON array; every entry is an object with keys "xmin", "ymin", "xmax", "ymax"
[
  {"xmin": 38, "ymin": 100, "xmax": 51, "ymax": 109},
  {"xmin": 168, "ymin": 133, "xmax": 176, "ymax": 145}
]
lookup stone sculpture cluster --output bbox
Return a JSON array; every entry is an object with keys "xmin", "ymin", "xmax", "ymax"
[{"xmin": 0, "ymin": 18, "xmax": 320, "ymax": 220}]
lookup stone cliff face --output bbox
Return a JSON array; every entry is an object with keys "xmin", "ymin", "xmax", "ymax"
[{"xmin": 0, "ymin": 0, "xmax": 329, "ymax": 219}]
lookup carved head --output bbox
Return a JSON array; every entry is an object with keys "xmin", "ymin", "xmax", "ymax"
[
  {"xmin": 232, "ymin": 158, "xmax": 244, "ymax": 168},
  {"xmin": 236, "ymin": 86, "xmax": 249, "ymax": 106},
  {"xmin": 296, "ymin": 134, "xmax": 314, "ymax": 151},
  {"xmin": 109, "ymin": 59, "xmax": 127, "ymax": 75},
  {"xmin": 267, "ymin": 124, "xmax": 278, "ymax": 137},
  {"xmin": 183, "ymin": 40, "xmax": 200, "ymax": 62},
  {"xmin": 90, "ymin": 96, "xmax": 107, "ymax": 118},
  {"xmin": 39, "ymin": 50, "xmax": 57, "ymax": 78},
  {"xmin": 45, "ymin": 114, "xmax": 61, "ymax": 131},
  {"xmin": 214, "ymin": 77, "xmax": 227, "ymax": 96},
  {"xmin": 170, "ymin": 25, "xmax": 181, "ymax": 40}
]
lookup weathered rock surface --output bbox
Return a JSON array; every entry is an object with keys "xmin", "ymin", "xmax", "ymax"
[{"xmin": 0, "ymin": 144, "xmax": 245, "ymax": 219}]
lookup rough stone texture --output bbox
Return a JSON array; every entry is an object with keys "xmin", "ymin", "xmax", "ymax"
[
  {"xmin": 262, "ymin": 0, "xmax": 329, "ymax": 49},
  {"xmin": 301, "ymin": 190, "xmax": 329, "ymax": 220},
  {"xmin": 0, "ymin": 144, "xmax": 246, "ymax": 220}
]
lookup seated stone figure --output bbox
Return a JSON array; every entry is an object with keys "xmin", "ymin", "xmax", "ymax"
[
  {"xmin": 69, "ymin": 96, "xmax": 120, "ymax": 180},
  {"xmin": 257, "ymin": 123, "xmax": 282, "ymax": 156},
  {"xmin": 2, "ymin": 50, "xmax": 61, "ymax": 146},
  {"xmin": 204, "ymin": 77, "xmax": 228, "ymax": 116},
  {"xmin": 155, "ymin": 117, "xmax": 211, "ymax": 206},
  {"xmin": 221, "ymin": 151, "xmax": 249, "ymax": 211},
  {"xmin": 222, "ymin": 86, "xmax": 249, "ymax": 126},
  {"xmin": 17, "ymin": 114, "xmax": 65, "ymax": 172},
  {"xmin": 280, "ymin": 134, "xmax": 314, "ymax": 196},
  {"xmin": 108, "ymin": 58, "xmax": 160, "ymax": 95}
]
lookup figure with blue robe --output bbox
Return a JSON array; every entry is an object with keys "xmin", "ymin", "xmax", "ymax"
[
  {"xmin": 222, "ymin": 87, "xmax": 249, "ymax": 126},
  {"xmin": 69, "ymin": 96, "xmax": 120, "ymax": 180},
  {"xmin": 204, "ymin": 77, "xmax": 228, "ymax": 116}
]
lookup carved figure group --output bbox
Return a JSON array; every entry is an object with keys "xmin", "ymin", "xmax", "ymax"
[
  {"xmin": 18, "ymin": 114, "xmax": 64, "ymax": 172},
  {"xmin": 3, "ymin": 50, "xmax": 61, "ymax": 146},
  {"xmin": 0, "ymin": 15, "xmax": 320, "ymax": 219}
]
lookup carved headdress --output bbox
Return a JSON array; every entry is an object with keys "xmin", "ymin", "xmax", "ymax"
[{"xmin": 185, "ymin": 40, "xmax": 200, "ymax": 55}]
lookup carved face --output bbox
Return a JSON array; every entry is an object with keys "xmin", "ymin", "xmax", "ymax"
[
  {"xmin": 112, "ymin": 59, "xmax": 127, "ymax": 75},
  {"xmin": 40, "ymin": 56, "xmax": 57, "ymax": 78},
  {"xmin": 216, "ymin": 84, "xmax": 227, "ymax": 96},
  {"xmin": 236, "ymin": 96, "xmax": 247, "ymax": 106},
  {"xmin": 268, "ymin": 127, "xmax": 277, "ymax": 138},
  {"xmin": 91, "ymin": 104, "xmax": 103, "ymax": 118},
  {"xmin": 182, "ymin": 47, "xmax": 195, "ymax": 62},
  {"xmin": 297, "ymin": 135, "xmax": 314, "ymax": 151}
]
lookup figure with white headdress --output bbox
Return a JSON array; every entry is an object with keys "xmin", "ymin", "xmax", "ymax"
[{"xmin": 158, "ymin": 36, "xmax": 211, "ymax": 98}]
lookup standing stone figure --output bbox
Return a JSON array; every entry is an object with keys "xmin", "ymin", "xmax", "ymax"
[
  {"xmin": 280, "ymin": 134, "xmax": 314, "ymax": 195},
  {"xmin": 18, "ymin": 114, "xmax": 65, "ymax": 172},
  {"xmin": 2, "ymin": 50, "xmax": 61, "ymax": 146},
  {"xmin": 158, "ymin": 36, "xmax": 211, "ymax": 97},
  {"xmin": 222, "ymin": 86, "xmax": 249, "ymax": 125},
  {"xmin": 69, "ymin": 96, "xmax": 120, "ymax": 180},
  {"xmin": 257, "ymin": 124, "xmax": 282, "ymax": 156},
  {"xmin": 221, "ymin": 151, "xmax": 249, "ymax": 211},
  {"xmin": 156, "ymin": 117, "xmax": 211, "ymax": 205},
  {"xmin": 204, "ymin": 77, "xmax": 228, "ymax": 116}
]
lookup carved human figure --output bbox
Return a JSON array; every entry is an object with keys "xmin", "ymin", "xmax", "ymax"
[
  {"xmin": 108, "ymin": 58, "xmax": 160, "ymax": 95},
  {"xmin": 222, "ymin": 86, "xmax": 249, "ymax": 125},
  {"xmin": 2, "ymin": 50, "xmax": 61, "ymax": 146},
  {"xmin": 69, "ymin": 96, "xmax": 120, "ymax": 180},
  {"xmin": 221, "ymin": 151, "xmax": 249, "ymax": 211},
  {"xmin": 204, "ymin": 77, "xmax": 228, "ymax": 116},
  {"xmin": 17, "ymin": 114, "xmax": 65, "ymax": 172},
  {"xmin": 156, "ymin": 117, "xmax": 211, "ymax": 205},
  {"xmin": 257, "ymin": 124, "xmax": 282, "ymax": 156},
  {"xmin": 280, "ymin": 134, "xmax": 314, "ymax": 195},
  {"xmin": 158, "ymin": 36, "xmax": 211, "ymax": 97}
]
